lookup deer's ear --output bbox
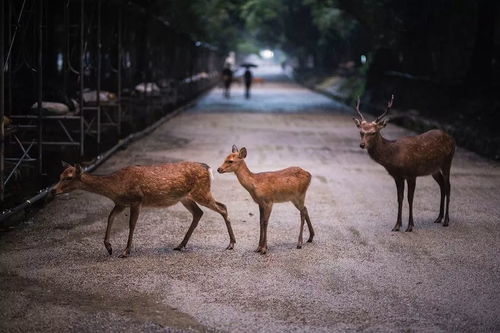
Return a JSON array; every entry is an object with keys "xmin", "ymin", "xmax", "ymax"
[
  {"xmin": 353, "ymin": 117, "xmax": 361, "ymax": 128},
  {"xmin": 232, "ymin": 144, "xmax": 239, "ymax": 153},
  {"xmin": 61, "ymin": 160, "xmax": 72, "ymax": 169},
  {"xmin": 239, "ymin": 147, "xmax": 247, "ymax": 159},
  {"xmin": 75, "ymin": 164, "xmax": 83, "ymax": 176},
  {"xmin": 377, "ymin": 119, "xmax": 388, "ymax": 128}
]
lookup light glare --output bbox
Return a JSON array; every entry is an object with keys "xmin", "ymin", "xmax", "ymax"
[{"xmin": 260, "ymin": 49, "xmax": 274, "ymax": 59}]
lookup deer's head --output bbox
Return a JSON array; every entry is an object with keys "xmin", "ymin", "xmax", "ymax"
[
  {"xmin": 51, "ymin": 161, "xmax": 84, "ymax": 195},
  {"xmin": 217, "ymin": 145, "xmax": 247, "ymax": 174},
  {"xmin": 352, "ymin": 95, "xmax": 394, "ymax": 150}
]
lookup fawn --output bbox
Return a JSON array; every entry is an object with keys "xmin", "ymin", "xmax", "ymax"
[
  {"xmin": 52, "ymin": 161, "xmax": 236, "ymax": 257},
  {"xmin": 353, "ymin": 95, "xmax": 455, "ymax": 231},
  {"xmin": 217, "ymin": 145, "xmax": 314, "ymax": 254}
]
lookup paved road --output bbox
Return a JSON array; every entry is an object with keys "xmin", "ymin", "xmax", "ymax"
[{"xmin": 1, "ymin": 67, "xmax": 500, "ymax": 332}]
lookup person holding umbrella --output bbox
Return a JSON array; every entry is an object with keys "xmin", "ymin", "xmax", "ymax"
[
  {"xmin": 241, "ymin": 63, "xmax": 257, "ymax": 99},
  {"xmin": 243, "ymin": 68, "xmax": 253, "ymax": 99}
]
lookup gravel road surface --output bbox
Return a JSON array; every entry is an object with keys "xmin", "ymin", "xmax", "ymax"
[{"xmin": 1, "ymin": 67, "xmax": 499, "ymax": 332}]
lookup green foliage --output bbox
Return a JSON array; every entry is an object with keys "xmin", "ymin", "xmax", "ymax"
[
  {"xmin": 236, "ymin": 39, "xmax": 261, "ymax": 55},
  {"xmin": 241, "ymin": 0, "xmax": 283, "ymax": 30},
  {"xmin": 194, "ymin": 0, "xmax": 247, "ymax": 50},
  {"xmin": 240, "ymin": 0, "xmax": 285, "ymax": 48},
  {"xmin": 139, "ymin": 0, "xmax": 365, "ymax": 69},
  {"xmin": 142, "ymin": 0, "xmax": 246, "ymax": 51},
  {"xmin": 239, "ymin": 0, "xmax": 363, "ymax": 68}
]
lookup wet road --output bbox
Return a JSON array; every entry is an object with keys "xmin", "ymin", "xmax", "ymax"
[{"xmin": 1, "ymin": 67, "xmax": 500, "ymax": 332}]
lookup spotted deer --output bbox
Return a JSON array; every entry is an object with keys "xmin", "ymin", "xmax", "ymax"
[
  {"xmin": 217, "ymin": 145, "xmax": 314, "ymax": 254},
  {"xmin": 353, "ymin": 95, "xmax": 455, "ymax": 231},
  {"xmin": 52, "ymin": 161, "xmax": 236, "ymax": 257}
]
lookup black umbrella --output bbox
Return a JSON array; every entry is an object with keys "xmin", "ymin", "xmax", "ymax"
[{"xmin": 240, "ymin": 63, "xmax": 258, "ymax": 68}]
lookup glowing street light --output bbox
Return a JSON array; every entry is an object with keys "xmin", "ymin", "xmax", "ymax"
[{"xmin": 260, "ymin": 49, "xmax": 274, "ymax": 59}]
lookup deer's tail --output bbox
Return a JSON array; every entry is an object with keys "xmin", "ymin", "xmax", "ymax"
[
  {"xmin": 208, "ymin": 167, "xmax": 214, "ymax": 182},
  {"xmin": 198, "ymin": 162, "xmax": 214, "ymax": 182}
]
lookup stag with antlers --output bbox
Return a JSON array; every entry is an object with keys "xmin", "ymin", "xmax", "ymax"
[{"xmin": 352, "ymin": 95, "xmax": 456, "ymax": 232}]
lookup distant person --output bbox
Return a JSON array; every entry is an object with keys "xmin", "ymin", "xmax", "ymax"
[
  {"xmin": 221, "ymin": 64, "xmax": 233, "ymax": 98},
  {"xmin": 244, "ymin": 68, "xmax": 253, "ymax": 99}
]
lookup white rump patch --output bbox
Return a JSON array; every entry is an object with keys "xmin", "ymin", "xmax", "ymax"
[{"xmin": 208, "ymin": 167, "xmax": 214, "ymax": 182}]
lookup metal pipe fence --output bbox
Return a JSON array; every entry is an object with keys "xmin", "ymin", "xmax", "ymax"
[{"xmin": 1, "ymin": 0, "xmax": 225, "ymax": 214}]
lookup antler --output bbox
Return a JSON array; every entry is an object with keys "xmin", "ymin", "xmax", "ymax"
[
  {"xmin": 354, "ymin": 97, "xmax": 365, "ymax": 121},
  {"xmin": 375, "ymin": 94, "xmax": 394, "ymax": 123}
]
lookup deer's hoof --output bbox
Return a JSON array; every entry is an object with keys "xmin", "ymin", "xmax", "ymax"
[
  {"xmin": 296, "ymin": 245, "xmax": 302, "ymax": 249},
  {"xmin": 104, "ymin": 242, "xmax": 112, "ymax": 255},
  {"xmin": 254, "ymin": 246, "xmax": 268, "ymax": 254},
  {"xmin": 226, "ymin": 244, "xmax": 234, "ymax": 250},
  {"xmin": 307, "ymin": 238, "xmax": 313, "ymax": 243},
  {"xmin": 392, "ymin": 226, "xmax": 400, "ymax": 232},
  {"xmin": 405, "ymin": 227, "xmax": 413, "ymax": 232},
  {"xmin": 118, "ymin": 251, "xmax": 130, "ymax": 258},
  {"xmin": 443, "ymin": 221, "xmax": 449, "ymax": 227},
  {"xmin": 433, "ymin": 218, "xmax": 442, "ymax": 224},
  {"xmin": 173, "ymin": 246, "xmax": 183, "ymax": 251}
]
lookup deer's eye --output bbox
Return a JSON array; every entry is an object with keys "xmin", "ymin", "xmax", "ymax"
[
  {"xmin": 227, "ymin": 160, "xmax": 233, "ymax": 164},
  {"xmin": 63, "ymin": 177, "xmax": 73, "ymax": 181}
]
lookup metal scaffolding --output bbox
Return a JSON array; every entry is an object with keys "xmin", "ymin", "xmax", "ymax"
[{"xmin": 1, "ymin": 0, "xmax": 224, "ymax": 211}]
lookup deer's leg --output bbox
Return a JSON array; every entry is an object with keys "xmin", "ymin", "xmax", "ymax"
[
  {"xmin": 443, "ymin": 169, "xmax": 451, "ymax": 227},
  {"xmin": 104, "ymin": 205, "xmax": 126, "ymax": 255},
  {"xmin": 119, "ymin": 204, "xmax": 141, "ymax": 258},
  {"xmin": 406, "ymin": 177, "xmax": 416, "ymax": 232},
  {"xmin": 293, "ymin": 199, "xmax": 313, "ymax": 248},
  {"xmin": 255, "ymin": 204, "xmax": 265, "ymax": 253},
  {"xmin": 174, "ymin": 199, "xmax": 204, "ymax": 251},
  {"xmin": 303, "ymin": 207, "xmax": 314, "ymax": 242},
  {"xmin": 392, "ymin": 177, "xmax": 405, "ymax": 232},
  {"xmin": 192, "ymin": 193, "xmax": 236, "ymax": 250},
  {"xmin": 214, "ymin": 200, "xmax": 236, "ymax": 250},
  {"xmin": 293, "ymin": 196, "xmax": 314, "ymax": 242},
  {"xmin": 292, "ymin": 200, "xmax": 305, "ymax": 248},
  {"xmin": 259, "ymin": 203, "xmax": 273, "ymax": 255},
  {"xmin": 432, "ymin": 172, "xmax": 445, "ymax": 223},
  {"xmin": 297, "ymin": 209, "xmax": 305, "ymax": 249}
]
